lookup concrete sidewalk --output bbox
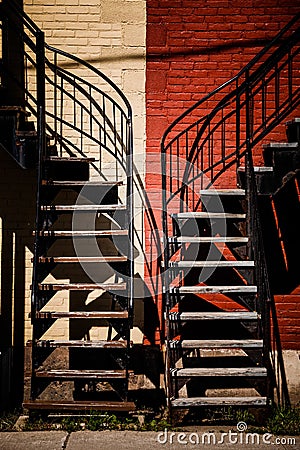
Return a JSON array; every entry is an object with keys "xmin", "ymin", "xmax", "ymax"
[{"xmin": 0, "ymin": 429, "xmax": 298, "ymax": 450}]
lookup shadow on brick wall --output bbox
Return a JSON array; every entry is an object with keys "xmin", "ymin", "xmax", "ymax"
[{"xmin": 0, "ymin": 148, "xmax": 37, "ymax": 411}]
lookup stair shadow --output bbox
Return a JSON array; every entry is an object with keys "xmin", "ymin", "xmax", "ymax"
[
  {"xmin": 0, "ymin": 149, "xmax": 37, "ymax": 410},
  {"xmin": 260, "ymin": 171, "xmax": 300, "ymax": 294}
]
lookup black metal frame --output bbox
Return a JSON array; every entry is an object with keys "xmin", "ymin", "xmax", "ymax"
[
  {"xmin": 161, "ymin": 14, "xmax": 300, "ymax": 409},
  {"xmin": 0, "ymin": 1, "xmax": 134, "ymax": 402}
]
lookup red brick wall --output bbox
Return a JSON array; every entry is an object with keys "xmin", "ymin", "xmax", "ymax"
[
  {"xmin": 147, "ymin": 0, "xmax": 300, "ymax": 146},
  {"xmin": 275, "ymin": 291, "xmax": 300, "ymax": 350},
  {"xmin": 145, "ymin": 0, "xmax": 300, "ymax": 347}
]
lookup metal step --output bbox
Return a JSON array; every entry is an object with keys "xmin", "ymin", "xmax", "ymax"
[
  {"xmin": 170, "ymin": 285, "xmax": 257, "ymax": 294},
  {"xmin": 33, "ymin": 340, "xmax": 127, "ymax": 348},
  {"xmin": 36, "ymin": 256, "xmax": 127, "ymax": 263},
  {"xmin": 41, "ymin": 180, "xmax": 123, "ymax": 186},
  {"xmin": 37, "ymin": 282, "xmax": 126, "ymax": 291},
  {"xmin": 40, "ymin": 204, "xmax": 126, "ymax": 212},
  {"xmin": 0, "ymin": 105, "xmax": 30, "ymax": 115},
  {"xmin": 237, "ymin": 166, "xmax": 273, "ymax": 173},
  {"xmin": 35, "ymin": 230, "xmax": 128, "ymax": 237},
  {"xmin": 168, "ymin": 236, "xmax": 248, "ymax": 244},
  {"xmin": 23, "ymin": 400, "xmax": 136, "ymax": 412},
  {"xmin": 286, "ymin": 117, "xmax": 300, "ymax": 124},
  {"xmin": 263, "ymin": 142, "xmax": 299, "ymax": 149},
  {"xmin": 15, "ymin": 130, "xmax": 38, "ymax": 137},
  {"xmin": 172, "ymin": 212, "xmax": 246, "ymax": 220},
  {"xmin": 34, "ymin": 369, "xmax": 128, "ymax": 379},
  {"xmin": 171, "ymin": 367, "xmax": 267, "ymax": 377},
  {"xmin": 168, "ymin": 311, "xmax": 258, "ymax": 321},
  {"xmin": 169, "ymin": 339, "xmax": 263, "ymax": 349},
  {"xmin": 169, "ymin": 260, "xmax": 254, "ymax": 268},
  {"xmin": 200, "ymin": 189, "xmax": 245, "ymax": 196},
  {"xmin": 45, "ymin": 156, "xmax": 96, "ymax": 162},
  {"xmin": 33, "ymin": 311, "xmax": 128, "ymax": 319},
  {"xmin": 171, "ymin": 397, "xmax": 267, "ymax": 407}
]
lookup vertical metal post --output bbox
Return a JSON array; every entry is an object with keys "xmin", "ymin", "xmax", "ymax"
[
  {"xmin": 161, "ymin": 144, "xmax": 172, "ymax": 415},
  {"xmin": 245, "ymin": 70, "xmax": 253, "ymax": 263},
  {"xmin": 125, "ymin": 111, "xmax": 134, "ymax": 401},
  {"xmin": 36, "ymin": 30, "xmax": 46, "ymax": 160},
  {"xmin": 30, "ymin": 30, "xmax": 45, "ymax": 399}
]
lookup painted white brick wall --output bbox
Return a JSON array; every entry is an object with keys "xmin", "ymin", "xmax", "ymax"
[{"xmin": 21, "ymin": 0, "xmax": 146, "ymax": 343}]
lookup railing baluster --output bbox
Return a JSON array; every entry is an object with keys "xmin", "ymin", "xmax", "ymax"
[
  {"xmin": 60, "ymin": 77, "xmax": 63, "ymax": 157},
  {"xmin": 25, "ymin": 49, "xmax": 29, "ymax": 106},
  {"xmin": 177, "ymin": 138, "xmax": 180, "ymax": 192},
  {"xmin": 288, "ymin": 49, "xmax": 293, "ymax": 102},
  {"xmin": 262, "ymin": 77, "xmax": 266, "ymax": 129},
  {"xmin": 99, "ymin": 124, "xmax": 102, "ymax": 173},
  {"xmin": 236, "ymin": 79, "xmax": 240, "ymax": 165},
  {"xmin": 275, "ymin": 62, "xmax": 280, "ymax": 115},
  {"xmin": 221, "ymin": 108, "xmax": 225, "ymax": 169},
  {"xmin": 73, "ymin": 76, "xmax": 76, "ymax": 129},
  {"xmin": 80, "ymin": 106, "xmax": 83, "ymax": 154},
  {"xmin": 54, "ymin": 52, "xmax": 58, "ymax": 145},
  {"xmin": 89, "ymin": 85, "xmax": 92, "ymax": 137}
]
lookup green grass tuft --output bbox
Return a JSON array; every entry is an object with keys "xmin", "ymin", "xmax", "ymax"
[{"xmin": 266, "ymin": 406, "xmax": 300, "ymax": 436}]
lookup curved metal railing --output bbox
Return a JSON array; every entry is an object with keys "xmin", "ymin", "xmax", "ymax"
[
  {"xmin": 0, "ymin": 1, "xmax": 134, "ymax": 319},
  {"xmin": 162, "ymin": 13, "xmax": 300, "ymax": 210},
  {"xmin": 161, "ymin": 14, "xmax": 300, "ymax": 407}
]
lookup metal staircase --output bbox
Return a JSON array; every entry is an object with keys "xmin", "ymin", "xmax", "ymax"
[
  {"xmin": 161, "ymin": 13, "xmax": 300, "ymax": 418},
  {"xmin": 0, "ymin": 2, "xmax": 135, "ymax": 412}
]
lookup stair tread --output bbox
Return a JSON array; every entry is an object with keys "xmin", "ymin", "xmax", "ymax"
[
  {"xmin": 238, "ymin": 166, "xmax": 273, "ymax": 172},
  {"xmin": 172, "ymin": 212, "xmax": 246, "ymax": 219},
  {"xmin": 37, "ymin": 282, "xmax": 126, "ymax": 290},
  {"xmin": 168, "ymin": 236, "xmax": 248, "ymax": 243},
  {"xmin": 169, "ymin": 260, "xmax": 254, "ymax": 268},
  {"xmin": 169, "ymin": 311, "xmax": 258, "ymax": 321},
  {"xmin": 36, "ymin": 230, "xmax": 128, "ymax": 237},
  {"xmin": 170, "ymin": 339, "xmax": 263, "ymax": 348},
  {"xmin": 35, "ymin": 369, "xmax": 128, "ymax": 378},
  {"xmin": 45, "ymin": 156, "xmax": 96, "ymax": 162},
  {"xmin": 23, "ymin": 400, "xmax": 136, "ymax": 411},
  {"xmin": 170, "ymin": 285, "xmax": 257, "ymax": 294},
  {"xmin": 172, "ymin": 367, "xmax": 267, "ymax": 377},
  {"xmin": 34, "ymin": 340, "xmax": 127, "ymax": 348},
  {"xmin": 263, "ymin": 142, "xmax": 299, "ymax": 148},
  {"xmin": 36, "ymin": 256, "xmax": 127, "ymax": 263},
  {"xmin": 286, "ymin": 118, "xmax": 300, "ymax": 124},
  {"xmin": 42, "ymin": 180, "xmax": 123, "ymax": 186},
  {"xmin": 34, "ymin": 311, "xmax": 128, "ymax": 319},
  {"xmin": 200, "ymin": 189, "xmax": 245, "ymax": 196},
  {"xmin": 0, "ymin": 106, "xmax": 29, "ymax": 115},
  {"xmin": 171, "ymin": 397, "xmax": 267, "ymax": 407},
  {"xmin": 16, "ymin": 130, "xmax": 37, "ymax": 137},
  {"xmin": 41, "ymin": 204, "xmax": 126, "ymax": 211}
]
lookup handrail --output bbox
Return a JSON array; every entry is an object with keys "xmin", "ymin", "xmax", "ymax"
[
  {"xmin": 161, "ymin": 13, "xmax": 300, "ymax": 207},
  {"xmin": 44, "ymin": 43, "xmax": 132, "ymax": 115},
  {"xmin": 162, "ymin": 11, "xmax": 300, "ymax": 150}
]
